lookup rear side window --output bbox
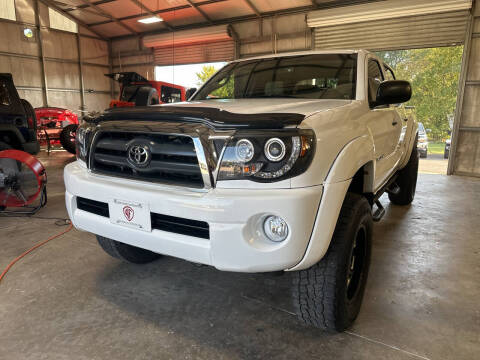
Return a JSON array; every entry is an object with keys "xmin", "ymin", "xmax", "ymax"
[
  {"xmin": 367, "ymin": 59, "xmax": 384, "ymax": 105},
  {"xmin": 121, "ymin": 85, "xmax": 140, "ymax": 102},
  {"xmin": 0, "ymin": 82, "xmax": 11, "ymax": 106},
  {"xmin": 161, "ymin": 86, "xmax": 181, "ymax": 103}
]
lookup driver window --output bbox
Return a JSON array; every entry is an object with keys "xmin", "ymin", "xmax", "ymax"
[{"xmin": 368, "ymin": 60, "xmax": 384, "ymax": 106}]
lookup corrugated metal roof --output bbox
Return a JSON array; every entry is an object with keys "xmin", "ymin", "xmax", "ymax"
[{"xmin": 59, "ymin": 0, "xmax": 316, "ymax": 38}]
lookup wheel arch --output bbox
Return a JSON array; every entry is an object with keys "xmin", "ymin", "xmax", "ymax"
[
  {"xmin": 288, "ymin": 136, "xmax": 375, "ymax": 271},
  {"xmin": 325, "ymin": 134, "xmax": 375, "ymax": 187}
]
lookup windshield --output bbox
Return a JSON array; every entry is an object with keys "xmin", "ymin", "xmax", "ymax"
[{"xmin": 193, "ymin": 54, "xmax": 357, "ymax": 101}]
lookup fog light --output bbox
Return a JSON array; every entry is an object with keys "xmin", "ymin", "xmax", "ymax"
[{"xmin": 263, "ymin": 215, "xmax": 289, "ymax": 242}]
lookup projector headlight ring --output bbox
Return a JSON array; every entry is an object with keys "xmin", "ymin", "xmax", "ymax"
[{"xmin": 217, "ymin": 129, "xmax": 315, "ymax": 182}]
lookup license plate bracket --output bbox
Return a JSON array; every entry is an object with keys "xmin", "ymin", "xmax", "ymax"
[{"xmin": 108, "ymin": 199, "xmax": 151, "ymax": 232}]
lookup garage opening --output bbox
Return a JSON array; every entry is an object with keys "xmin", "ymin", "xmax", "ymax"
[
  {"xmin": 377, "ymin": 46, "xmax": 463, "ymax": 175},
  {"xmin": 155, "ymin": 62, "xmax": 227, "ymax": 90}
]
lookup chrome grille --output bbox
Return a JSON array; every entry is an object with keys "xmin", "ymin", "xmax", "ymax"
[{"xmin": 90, "ymin": 131, "xmax": 204, "ymax": 188}]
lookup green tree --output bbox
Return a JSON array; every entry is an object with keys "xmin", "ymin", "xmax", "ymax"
[
  {"xmin": 377, "ymin": 47, "xmax": 463, "ymax": 140},
  {"xmin": 196, "ymin": 65, "xmax": 217, "ymax": 86},
  {"xmin": 195, "ymin": 65, "xmax": 234, "ymax": 98}
]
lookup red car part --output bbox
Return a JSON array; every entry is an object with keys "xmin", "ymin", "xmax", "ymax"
[
  {"xmin": 0, "ymin": 150, "xmax": 47, "ymax": 207},
  {"xmin": 105, "ymin": 72, "xmax": 187, "ymax": 108},
  {"xmin": 35, "ymin": 107, "xmax": 79, "ymax": 153}
]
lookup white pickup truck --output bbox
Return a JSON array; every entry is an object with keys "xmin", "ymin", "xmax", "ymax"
[{"xmin": 64, "ymin": 50, "xmax": 418, "ymax": 331}]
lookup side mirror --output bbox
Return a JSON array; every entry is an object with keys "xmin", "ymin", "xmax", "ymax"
[
  {"xmin": 185, "ymin": 87, "xmax": 197, "ymax": 100},
  {"xmin": 375, "ymin": 80, "xmax": 412, "ymax": 106}
]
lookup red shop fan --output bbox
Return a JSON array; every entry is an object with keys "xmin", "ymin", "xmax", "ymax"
[{"xmin": 0, "ymin": 150, "xmax": 47, "ymax": 214}]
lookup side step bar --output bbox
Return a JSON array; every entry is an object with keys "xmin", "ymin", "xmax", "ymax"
[{"xmin": 372, "ymin": 200, "xmax": 385, "ymax": 222}]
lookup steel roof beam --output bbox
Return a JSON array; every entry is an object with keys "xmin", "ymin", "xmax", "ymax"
[
  {"xmin": 39, "ymin": 0, "xmax": 107, "ymax": 39},
  {"xmin": 88, "ymin": 0, "xmax": 228, "ymax": 27},
  {"xmin": 185, "ymin": 0, "xmax": 213, "ymax": 24},
  {"xmin": 52, "ymin": 0, "xmax": 112, "ymax": 19},
  {"xmin": 243, "ymin": 0, "xmax": 261, "ymax": 17},
  {"xmin": 111, "ymin": 4, "xmax": 316, "ymax": 40},
  {"xmin": 77, "ymin": 0, "xmax": 138, "ymax": 34},
  {"xmin": 128, "ymin": 0, "xmax": 174, "ymax": 31},
  {"xmin": 60, "ymin": 0, "xmax": 116, "ymax": 11}
]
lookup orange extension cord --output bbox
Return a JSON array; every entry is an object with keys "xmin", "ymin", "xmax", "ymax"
[{"xmin": 0, "ymin": 223, "xmax": 73, "ymax": 283}]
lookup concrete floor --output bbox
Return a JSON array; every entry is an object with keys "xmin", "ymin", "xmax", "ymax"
[
  {"xmin": 419, "ymin": 153, "xmax": 448, "ymax": 175},
  {"xmin": 1, "ymin": 150, "xmax": 479, "ymax": 360}
]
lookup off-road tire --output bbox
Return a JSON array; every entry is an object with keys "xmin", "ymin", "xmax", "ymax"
[
  {"xmin": 292, "ymin": 193, "xmax": 373, "ymax": 332},
  {"xmin": 135, "ymin": 86, "xmax": 159, "ymax": 106},
  {"xmin": 389, "ymin": 136, "xmax": 419, "ymax": 205},
  {"xmin": 96, "ymin": 235, "xmax": 162, "ymax": 264},
  {"xmin": 60, "ymin": 124, "xmax": 78, "ymax": 154}
]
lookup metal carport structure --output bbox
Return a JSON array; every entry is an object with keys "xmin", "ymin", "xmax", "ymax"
[{"xmin": 1, "ymin": 0, "xmax": 479, "ymax": 176}]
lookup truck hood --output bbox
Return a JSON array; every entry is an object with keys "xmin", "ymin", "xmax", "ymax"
[
  {"xmin": 95, "ymin": 99, "xmax": 352, "ymax": 130},
  {"xmin": 165, "ymin": 99, "xmax": 352, "ymax": 117}
]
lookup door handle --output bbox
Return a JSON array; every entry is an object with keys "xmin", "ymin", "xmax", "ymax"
[{"xmin": 392, "ymin": 121, "xmax": 398, "ymax": 126}]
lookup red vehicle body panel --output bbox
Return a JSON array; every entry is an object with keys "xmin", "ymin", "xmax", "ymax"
[
  {"xmin": 106, "ymin": 72, "xmax": 187, "ymax": 108},
  {"xmin": 35, "ymin": 107, "xmax": 78, "ymax": 146}
]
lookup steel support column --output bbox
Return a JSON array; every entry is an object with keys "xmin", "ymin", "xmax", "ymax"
[
  {"xmin": 448, "ymin": 14, "xmax": 474, "ymax": 175},
  {"xmin": 76, "ymin": 34, "xmax": 86, "ymax": 112},
  {"xmin": 34, "ymin": 0, "xmax": 48, "ymax": 106}
]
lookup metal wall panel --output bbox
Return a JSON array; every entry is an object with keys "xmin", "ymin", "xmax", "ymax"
[
  {"xmin": 113, "ymin": 53, "xmax": 153, "ymax": 67},
  {"xmin": 450, "ymin": 8, "xmax": 480, "ymax": 177},
  {"xmin": 41, "ymin": 29, "xmax": 78, "ymax": 60},
  {"xmin": 14, "ymin": 0, "xmax": 36, "ymax": 24},
  {"xmin": 0, "ymin": 55, "xmax": 43, "ymax": 87},
  {"xmin": 0, "ymin": 22, "xmax": 39, "ymax": 56},
  {"xmin": 233, "ymin": 14, "xmax": 311, "ymax": 58},
  {"xmin": 16, "ymin": 89, "xmax": 43, "ymax": 107},
  {"xmin": 154, "ymin": 40, "xmax": 235, "ymax": 65},
  {"xmin": 80, "ymin": 37, "xmax": 109, "ymax": 65},
  {"xmin": 47, "ymin": 90, "xmax": 82, "ymax": 111},
  {"xmin": 44, "ymin": 61, "xmax": 80, "ymax": 89},
  {"xmin": 83, "ymin": 65, "xmax": 111, "ymax": 92},
  {"xmin": 313, "ymin": 10, "xmax": 470, "ymax": 51},
  {"xmin": 111, "ymin": 37, "xmax": 140, "ymax": 54},
  {"xmin": 85, "ymin": 93, "xmax": 111, "ymax": 113}
]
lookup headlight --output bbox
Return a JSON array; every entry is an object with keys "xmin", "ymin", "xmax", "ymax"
[
  {"xmin": 264, "ymin": 138, "xmax": 286, "ymax": 162},
  {"xmin": 236, "ymin": 139, "xmax": 255, "ymax": 162},
  {"xmin": 75, "ymin": 123, "xmax": 94, "ymax": 163},
  {"xmin": 217, "ymin": 129, "xmax": 315, "ymax": 182}
]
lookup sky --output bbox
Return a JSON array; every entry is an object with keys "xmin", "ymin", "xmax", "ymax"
[{"xmin": 155, "ymin": 62, "xmax": 226, "ymax": 89}]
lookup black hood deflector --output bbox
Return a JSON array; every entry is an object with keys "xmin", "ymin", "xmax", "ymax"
[{"xmin": 93, "ymin": 106, "xmax": 305, "ymax": 129}]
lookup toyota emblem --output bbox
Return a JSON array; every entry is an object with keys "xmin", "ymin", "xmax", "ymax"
[{"xmin": 127, "ymin": 144, "xmax": 151, "ymax": 167}]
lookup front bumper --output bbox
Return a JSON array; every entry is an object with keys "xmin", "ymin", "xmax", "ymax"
[{"xmin": 64, "ymin": 161, "xmax": 322, "ymax": 272}]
